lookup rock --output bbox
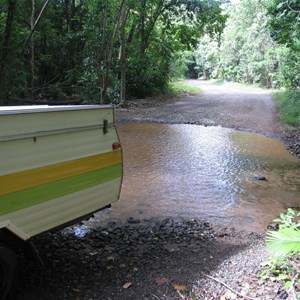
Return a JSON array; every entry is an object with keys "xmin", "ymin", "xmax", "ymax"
[
  {"xmin": 277, "ymin": 289, "xmax": 289, "ymax": 299},
  {"xmin": 127, "ymin": 217, "xmax": 141, "ymax": 224},
  {"xmin": 253, "ymin": 175, "xmax": 266, "ymax": 181},
  {"xmin": 107, "ymin": 221, "xmax": 117, "ymax": 229},
  {"xmin": 267, "ymin": 223, "xmax": 279, "ymax": 230}
]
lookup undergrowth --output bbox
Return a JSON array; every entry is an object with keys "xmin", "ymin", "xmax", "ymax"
[
  {"xmin": 168, "ymin": 80, "xmax": 201, "ymax": 95},
  {"xmin": 273, "ymin": 90, "xmax": 300, "ymax": 128},
  {"xmin": 260, "ymin": 209, "xmax": 300, "ymax": 298}
]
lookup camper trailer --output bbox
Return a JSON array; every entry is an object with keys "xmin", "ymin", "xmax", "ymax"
[{"xmin": 0, "ymin": 105, "xmax": 123, "ymax": 299}]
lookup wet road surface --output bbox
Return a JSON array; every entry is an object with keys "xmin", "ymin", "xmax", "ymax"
[{"xmin": 88, "ymin": 123, "xmax": 300, "ymax": 233}]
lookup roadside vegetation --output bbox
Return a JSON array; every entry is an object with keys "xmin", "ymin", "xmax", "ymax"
[
  {"xmin": 191, "ymin": 0, "xmax": 300, "ymax": 90},
  {"xmin": 169, "ymin": 80, "xmax": 201, "ymax": 95},
  {"xmin": 262, "ymin": 209, "xmax": 300, "ymax": 298},
  {"xmin": 273, "ymin": 91, "xmax": 300, "ymax": 128}
]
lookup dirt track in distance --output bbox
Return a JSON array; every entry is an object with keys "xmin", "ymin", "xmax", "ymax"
[{"xmin": 117, "ymin": 79, "xmax": 283, "ymax": 139}]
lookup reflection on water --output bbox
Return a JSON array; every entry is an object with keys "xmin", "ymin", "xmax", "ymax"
[{"xmin": 109, "ymin": 124, "xmax": 300, "ymax": 232}]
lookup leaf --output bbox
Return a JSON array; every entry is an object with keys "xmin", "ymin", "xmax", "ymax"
[
  {"xmin": 287, "ymin": 208, "xmax": 295, "ymax": 216},
  {"xmin": 276, "ymin": 2, "xmax": 285, "ymax": 10},
  {"xmin": 123, "ymin": 282, "xmax": 132, "ymax": 289},
  {"xmin": 266, "ymin": 227, "xmax": 300, "ymax": 258},
  {"xmin": 172, "ymin": 283, "xmax": 189, "ymax": 291},
  {"xmin": 284, "ymin": 280, "xmax": 292, "ymax": 290},
  {"xmin": 155, "ymin": 277, "xmax": 169, "ymax": 285},
  {"xmin": 278, "ymin": 274, "xmax": 288, "ymax": 280}
]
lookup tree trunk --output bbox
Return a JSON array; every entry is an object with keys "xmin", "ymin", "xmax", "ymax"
[
  {"xmin": 64, "ymin": 0, "xmax": 76, "ymax": 30},
  {"xmin": 64, "ymin": 0, "xmax": 71, "ymax": 30},
  {"xmin": 119, "ymin": 2, "xmax": 127, "ymax": 105},
  {"xmin": 31, "ymin": 0, "xmax": 35, "ymax": 92},
  {"xmin": 140, "ymin": 0, "xmax": 166, "ymax": 55},
  {"xmin": 140, "ymin": 0, "xmax": 146, "ymax": 54},
  {"xmin": 127, "ymin": 21, "xmax": 136, "ymax": 44},
  {"xmin": 22, "ymin": 0, "xmax": 51, "ymax": 49},
  {"xmin": 0, "ymin": 0, "xmax": 17, "ymax": 82},
  {"xmin": 100, "ymin": 0, "xmax": 127, "ymax": 104}
]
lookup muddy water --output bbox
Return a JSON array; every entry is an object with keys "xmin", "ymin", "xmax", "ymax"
[{"xmin": 89, "ymin": 123, "xmax": 299, "ymax": 233}]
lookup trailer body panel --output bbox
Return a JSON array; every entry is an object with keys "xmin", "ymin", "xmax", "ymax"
[{"xmin": 0, "ymin": 105, "xmax": 122, "ymax": 240}]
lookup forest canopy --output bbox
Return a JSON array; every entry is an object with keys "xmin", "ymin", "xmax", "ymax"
[
  {"xmin": 0, "ymin": 0, "xmax": 226, "ymax": 104},
  {"xmin": 193, "ymin": 0, "xmax": 300, "ymax": 89},
  {"xmin": 0, "ymin": 0, "xmax": 299, "ymax": 105}
]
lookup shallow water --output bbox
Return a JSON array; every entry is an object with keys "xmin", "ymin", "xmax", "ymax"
[
  {"xmin": 98, "ymin": 123, "xmax": 300, "ymax": 233},
  {"xmin": 74, "ymin": 123, "xmax": 300, "ymax": 235}
]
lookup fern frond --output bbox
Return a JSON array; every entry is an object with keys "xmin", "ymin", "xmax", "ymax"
[{"xmin": 266, "ymin": 227, "xmax": 300, "ymax": 258}]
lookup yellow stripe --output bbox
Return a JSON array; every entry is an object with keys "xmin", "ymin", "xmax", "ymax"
[{"xmin": 0, "ymin": 150, "xmax": 122, "ymax": 197}]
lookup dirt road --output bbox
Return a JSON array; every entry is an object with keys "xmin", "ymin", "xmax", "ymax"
[
  {"xmin": 117, "ymin": 80, "xmax": 282, "ymax": 138},
  {"xmin": 118, "ymin": 79, "xmax": 300, "ymax": 156}
]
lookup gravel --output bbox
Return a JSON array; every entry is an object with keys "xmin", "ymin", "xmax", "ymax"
[{"xmin": 17, "ymin": 218, "xmax": 273, "ymax": 300}]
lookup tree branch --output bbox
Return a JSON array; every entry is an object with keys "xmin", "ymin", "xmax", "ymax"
[
  {"xmin": 22, "ymin": 0, "xmax": 51, "ymax": 49},
  {"xmin": 201, "ymin": 272, "xmax": 259, "ymax": 300}
]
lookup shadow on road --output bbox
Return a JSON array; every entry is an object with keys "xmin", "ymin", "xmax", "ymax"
[{"xmin": 16, "ymin": 218, "xmax": 262, "ymax": 300}]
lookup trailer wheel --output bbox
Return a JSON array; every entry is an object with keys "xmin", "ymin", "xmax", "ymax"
[{"xmin": 0, "ymin": 245, "xmax": 18, "ymax": 300}]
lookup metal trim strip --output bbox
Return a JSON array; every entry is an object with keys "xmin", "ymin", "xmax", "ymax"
[
  {"xmin": 0, "ymin": 124, "xmax": 114, "ymax": 142},
  {"xmin": 0, "ymin": 105, "xmax": 113, "ymax": 115}
]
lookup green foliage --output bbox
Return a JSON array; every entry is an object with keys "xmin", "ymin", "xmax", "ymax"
[
  {"xmin": 125, "ymin": 0, "xmax": 226, "ymax": 98},
  {"xmin": 126, "ymin": 37, "xmax": 174, "ymax": 98},
  {"xmin": 169, "ymin": 80, "xmax": 201, "ymax": 95},
  {"xmin": 279, "ymin": 50, "xmax": 300, "ymax": 88},
  {"xmin": 2, "ymin": 0, "xmax": 300, "ymax": 101},
  {"xmin": 195, "ymin": 0, "xmax": 274, "ymax": 85},
  {"xmin": 193, "ymin": 0, "xmax": 300, "ymax": 89},
  {"xmin": 0, "ymin": 0, "xmax": 226, "ymax": 103},
  {"xmin": 194, "ymin": 35, "xmax": 220, "ymax": 79},
  {"xmin": 260, "ymin": 209, "xmax": 300, "ymax": 297},
  {"xmin": 267, "ymin": 227, "xmax": 300, "ymax": 258},
  {"xmin": 169, "ymin": 51, "xmax": 191, "ymax": 80},
  {"xmin": 273, "ymin": 208, "xmax": 300, "ymax": 228},
  {"xmin": 267, "ymin": 209, "xmax": 300, "ymax": 258},
  {"xmin": 274, "ymin": 90, "xmax": 300, "ymax": 127},
  {"xmin": 265, "ymin": 0, "xmax": 300, "ymax": 89},
  {"xmin": 258, "ymin": 254, "xmax": 300, "ymax": 298},
  {"xmin": 259, "ymin": 256, "xmax": 297, "ymax": 281},
  {"xmin": 266, "ymin": 0, "xmax": 300, "ymax": 49}
]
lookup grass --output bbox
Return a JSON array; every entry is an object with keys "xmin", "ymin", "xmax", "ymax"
[
  {"xmin": 210, "ymin": 78, "xmax": 226, "ymax": 85},
  {"xmin": 273, "ymin": 90, "xmax": 300, "ymax": 128},
  {"xmin": 168, "ymin": 80, "xmax": 201, "ymax": 95}
]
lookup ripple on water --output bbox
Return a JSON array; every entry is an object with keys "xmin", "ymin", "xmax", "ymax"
[{"xmin": 100, "ymin": 123, "xmax": 300, "ymax": 232}]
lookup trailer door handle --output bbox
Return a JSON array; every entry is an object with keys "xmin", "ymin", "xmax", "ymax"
[{"xmin": 103, "ymin": 119, "xmax": 109, "ymax": 134}]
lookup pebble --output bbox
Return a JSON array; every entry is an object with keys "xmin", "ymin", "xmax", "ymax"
[
  {"xmin": 127, "ymin": 217, "xmax": 141, "ymax": 224},
  {"xmin": 254, "ymin": 175, "xmax": 267, "ymax": 181}
]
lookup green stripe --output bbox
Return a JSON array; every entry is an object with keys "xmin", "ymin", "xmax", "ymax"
[{"xmin": 0, "ymin": 163, "xmax": 122, "ymax": 216}]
